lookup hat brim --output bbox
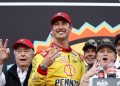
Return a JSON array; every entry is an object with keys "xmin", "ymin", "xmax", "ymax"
[
  {"xmin": 13, "ymin": 43, "xmax": 33, "ymax": 49},
  {"xmin": 83, "ymin": 45, "xmax": 96, "ymax": 51},
  {"xmin": 51, "ymin": 16, "xmax": 71, "ymax": 25},
  {"xmin": 97, "ymin": 44, "xmax": 116, "ymax": 54}
]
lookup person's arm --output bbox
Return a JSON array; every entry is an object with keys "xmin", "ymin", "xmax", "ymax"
[
  {"xmin": 79, "ymin": 60, "xmax": 98, "ymax": 86},
  {"xmin": 80, "ymin": 72, "xmax": 93, "ymax": 86},
  {"xmin": 0, "ymin": 64, "xmax": 6, "ymax": 86},
  {"xmin": 28, "ymin": 47, "xmax": 60, "ymax": 86},
  {"xmin": 0, "ymin": 39, "xmax": 10, "ymax": 86}
]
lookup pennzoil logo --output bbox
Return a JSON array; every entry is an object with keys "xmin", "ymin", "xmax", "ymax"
[
  {"xmin": 34, "ymin": 21, "xmax": 120, "ymax": 53},
  {"xmin": 54, "ymin": 78, "xmax": 79, "ymax": 86}
]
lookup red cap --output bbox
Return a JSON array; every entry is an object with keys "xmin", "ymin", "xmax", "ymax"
[
  {"xmin": 13, "ymin": 39, "xmax": 34, "ymax": 49},
  {"xmin": 51, "ymin": 12, "xmax": 72, "ymax": 26}
]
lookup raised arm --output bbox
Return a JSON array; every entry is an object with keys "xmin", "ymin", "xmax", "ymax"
[
  {"xmin": 0, "ymin": 39, "xmax": 10, "ymax": 86},
  {"xmin": 80, "ymin": 60, "xmax": 98, "ymax": 86},
  {"xmin": 0, "ymin": 39, "xmax": 10, "ymax": 64}
]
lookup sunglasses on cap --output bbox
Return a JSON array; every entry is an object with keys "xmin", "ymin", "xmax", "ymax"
[
  {"xmin": 97, "ymin": 38, "xmax": 113, "ymax": 45},
  {"xmin": 85, "ymin": 39, "xmax": 97, "ymax": 47},
  {"xmin": 96, "ymin": 38, "xmax": 117, "ymax": 54}
]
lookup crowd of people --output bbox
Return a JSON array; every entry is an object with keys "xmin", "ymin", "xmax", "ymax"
[{"xmin": 0, "ymin": 12, "xmax": 120, "ymax": 86}]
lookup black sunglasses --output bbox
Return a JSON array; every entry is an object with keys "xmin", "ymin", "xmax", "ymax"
[
  {"xmin": 97, "ymin": 38, "xmax": 113, "ymax": 45},
  {"xmin": 85, "ymin": 39, "xmax": 97, "ymax": 47}
]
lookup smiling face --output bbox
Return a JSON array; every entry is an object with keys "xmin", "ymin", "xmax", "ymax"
[
  {"xmin": 14, "ymin": 45, "xmax": 34, "ymax": 69},
  {"xmin": 84, "ymin": 48, "xmax": 96, "ymax": 66},
  {"xmin": 96, "ymin": 46, "xmax": 116, "ymax": 68},
  {"xmin": 51, "ymin": 20, "xmax": 71, "ymax": 40}
]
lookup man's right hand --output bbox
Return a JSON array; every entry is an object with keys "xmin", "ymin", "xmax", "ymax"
[
  {"xmin": 41, "ymin": 47, "xmax": 60, "ymax": 68},
  {"xmin": 0, "ymin": 39, "xmax": 10, "ymax": 65}
]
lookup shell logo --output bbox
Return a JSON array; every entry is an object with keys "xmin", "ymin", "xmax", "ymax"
[{"xmin": 64, "ymin": 64, "xmax": 76, "ymax": 76}]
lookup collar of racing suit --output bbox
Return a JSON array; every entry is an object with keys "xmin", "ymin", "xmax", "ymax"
[{"xmin": 51, "ymin": 43, "xmax": 72, "ymax": 52}]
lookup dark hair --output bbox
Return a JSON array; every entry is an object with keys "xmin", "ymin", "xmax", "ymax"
[{"xmin": 114, "ymin": 34, "xmax": 120, "ymax": 46}]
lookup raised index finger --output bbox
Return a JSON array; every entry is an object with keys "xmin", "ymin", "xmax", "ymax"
[
  {"xmin": 93, "ymin": 60, "xmax": 100, "ymax": 68},
  {"xmin": 4, "ymin": 39, "xmax": 8, "ymax": 48}
]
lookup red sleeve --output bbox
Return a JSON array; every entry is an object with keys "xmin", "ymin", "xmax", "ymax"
[{"xmin": 37, "ymin": 66, "xmax": 47, "ymax": 75}]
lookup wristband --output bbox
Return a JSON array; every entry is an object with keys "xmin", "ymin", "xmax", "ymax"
[{"xmin": 40, "ymin": 64, "xmax": 47, "ymax": 71}]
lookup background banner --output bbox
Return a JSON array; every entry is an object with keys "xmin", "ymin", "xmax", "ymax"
[{"xmin": 0, "ymin": 5, "xmax": 120, "ymax": 71}]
